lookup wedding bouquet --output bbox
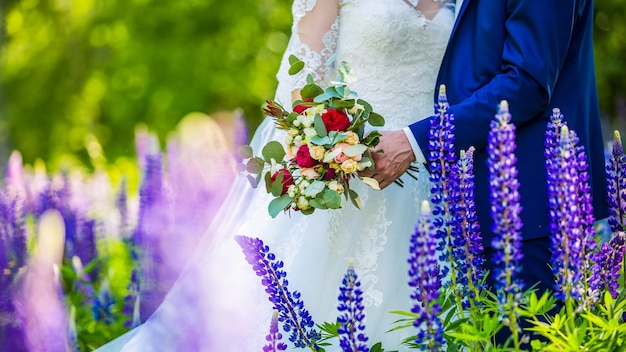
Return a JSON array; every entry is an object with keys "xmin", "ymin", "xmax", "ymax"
[{"xmin": 239, "ymin": 55, "xmax": 386, "ymax": 217}]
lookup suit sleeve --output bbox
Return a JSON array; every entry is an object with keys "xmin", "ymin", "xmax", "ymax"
[{"xmin": 409, "ymin": 0, "xmax": 578, "ymax": 156}]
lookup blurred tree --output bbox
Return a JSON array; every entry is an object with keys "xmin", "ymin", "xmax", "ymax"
[
  {"xmin": 594, "ymin": 1, "xmax": 626, "ymax": 133},
  {"xmin": 0, "ymin": 0, "xmax": 624, "ymax": 166},
  {"xmin": 0, "ymin": 0, "xmax": 291, "ymax": 166}
]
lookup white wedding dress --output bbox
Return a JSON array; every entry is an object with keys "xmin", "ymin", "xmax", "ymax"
[{"xmin": 97, "ymin": 1, "xmax": 453, "ymax": 351}]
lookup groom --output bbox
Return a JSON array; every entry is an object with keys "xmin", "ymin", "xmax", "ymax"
[{"xmin": 363, "ymin": 0, "xmax": 608, "ymax": 297}]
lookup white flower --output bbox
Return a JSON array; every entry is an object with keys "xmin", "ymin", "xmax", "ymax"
[
  {"xmin": 293, "ymin": 135, "xmax": 303, "ymax": 147},
  {"xmin": 309, "ymin": 145, "xmax": 326, "ymax": 161},
  {"xmin": 287, "ymin": 184, "xmax": 296, "ymax": 198},
  {"xmin": 288, "ymin": 128, "xmax": 299, "ymax": 137},
  {"xmin": 328, "ymin": 180, "xmax": 344, "ymax": 194},
  {"xmin": 340, "ymin": 159, "xmax": 358, "ymax": 174},
  {"xmin": 306, "ymin": 104, "xmax": 326, "ymax": 117},
  {"xmin": 298, "ymin": 114, "xmax": 314, "ymax": 128},
  {"xmin": 296, "ymin": 196, "xmax": 310, "ymax": 210},
  {"xmin": 303, "ymin": 127, "xmax": 317, "ymax": 140},
  {"xmin": 300, "ymin": 167, "xmax": 321, "ymax": 180}
]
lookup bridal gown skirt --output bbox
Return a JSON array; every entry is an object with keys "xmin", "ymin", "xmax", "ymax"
[{"xmin": 96, "ymin": 115, "xmax": 433, "ymax": 352}]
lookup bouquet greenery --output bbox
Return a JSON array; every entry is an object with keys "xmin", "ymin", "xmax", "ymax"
[{"xmin": 238, "ymin": 55, "xmax": 388, "ymax": 217}]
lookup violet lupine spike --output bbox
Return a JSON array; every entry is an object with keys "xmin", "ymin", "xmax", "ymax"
[
  {"xmin": 606, "ymin": 131, "xmax": 626, "ymax": 233},
  {"xmin": 408, "ymin": 201, "xmax": 444, "ymax": 351},
  {"xmin": 450, "ymin": 147, "xmax": 485, "ymax": 307},
  {"xmin": 487, "ymin": 101, "xmax": 524, "ymax": 306},
  {"xmin": 235, "ymin": 236, "xmax": 320, "ymax": 350},
  {"xmin": 264, "ymin": 311, "xmax": 288, "ymax": 352},
  {"xmin": 337, "ymin": 261, "xmax": 368, "ymax": 352},
  {"xmin": 123, "ymin": 269, "xmax": 141, "ymax": 329},
  {"xmin": 428, "ymin": 84, "xmax": 457, "ymax": 281},
  {"xmin": 545, "ymin": 125, "xmax": 585, "ymax": 301},
  {"xmin": 591, "ymin": 232, "xmax": 626, "ymax": 298}
]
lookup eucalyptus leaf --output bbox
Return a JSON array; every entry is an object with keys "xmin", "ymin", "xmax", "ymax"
[
  {"xmin": 322, "ymin": 189, "xmax": 341, "ymax": 209},
  {"xmin": 237, "ymin": 145, "xmax": 253, "ymax": 159},
  {"xmin": 264, "ymin": 171, "xmax": 272, "ymax": 192},
  {"xmin": 262, "ymin": 141, "xmax": 286, "ymax": 162},
  {"xmin": 303, "ymin": 180, "xmax": 326, "ymax": 197},
  {"xmin": 310, "ymin": 135, "xmax": 331, "ymax": 146},
  {"xmin": 270, "ymin": 171, "xmax": 284, "ymax": 197},
  {"xmin": 288, "ymin": 54, "xmax": 300, "ymax": 65},
  {"xmin": 314, "ymin": 92, "xmax": 334, "ymax": 103},
  {"xmin": 343, "ymin": 144, "xmax": 367, "ymax": 157},
  {"xmin": 362, "ymin": 131, "xmax": 382, "ymax": 147},
  {"xmin": 288, "ymin": 61, "xmax": 305, "ymax": 75},
  {"xmin": 309, "ymin": 198, "xmax": 327, "ymax": 210},
  {"xmin": 323, "ymin": 148, "xmax": 342, "ymax": 163},
  {"xmin": 368, "ymin": 112, "xmax": 385, "ymax": 127},
  {"xmin": 268, "ymin": 194, "xmax": 293, "ymax": 218},
  {"xmin": 348, "ymin": 189, "xmax": 363, "ymax": 209},
  {"xmin": 247, "ymin": 175, "xmax": 258, "ymax": 188},
  {"xmin": 335, "ymin": 85, "xmax": 345, "ymax": 97},
  {"xmin": 246, "ymin": 158, "xmax": 264, "ymax": 174},
  {"xmin": 357, "ymin": 99, "xmax": 373, "ymax": 113},
  {"xmin": 314, "ymin": 114, "xmax": 328, "ymax": 137},
  {"xmin": 361, "ymin": 177, "xmax": 381, "ymax": 190},
  {"xmin": 301, "ymin": 84, "xmax": 324, "ymax": 100}
]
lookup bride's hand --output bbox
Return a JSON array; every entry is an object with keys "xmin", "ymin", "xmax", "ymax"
[{"xmin": 359, "ymin": 130, "xmax": 416, "ymax": 189}]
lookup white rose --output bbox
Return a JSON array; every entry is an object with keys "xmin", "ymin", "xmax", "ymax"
[
  {"xmin": 296, "ymin": 196, "xmax": 310, "ymax": 210},
  {"xmin": 309, "ymin": 145, "xmax": 326, "ymax": 161},
  {"xmin": 328, "ymin": 180, "xmax": 344, "ymax": 194},
  {"xmin": 340, "ymin": 159, "xmax": 358, "ymax": 174}
]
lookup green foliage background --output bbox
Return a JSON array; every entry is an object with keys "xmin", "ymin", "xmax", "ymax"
[{"xmin": 0, "ymin": 0, "xmax": 624, "ymax": 167}]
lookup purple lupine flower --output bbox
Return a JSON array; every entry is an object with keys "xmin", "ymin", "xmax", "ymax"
[
  {"xmin": 428, "ymin": 84, "xmax": 457, "ymax": 281},
  {"xmin": 123, "ymin": 269, "xmax": 141, "ymax": 329},
  {"xmin": 133, "ymin": 137, "xmax": 165, "ymax": 320},
  {"xmin": 235, "ymin": 236, "xmax": 320, "ymax": 349},
  {"xmin": 545, "ymin": 124, "xmax": 585, "ymax": 301},
  {"xmin": 337, "ymin": 262, "xmax": 368, "ymax": 352},
  {"xmin": 606, "ymin": 131, "xmax": 626, "ymax": 233},
  {"xmin": 0, "ymin": 191, "xmax": 28, "ymax": 351},
  {"xmin": 408, "ymin": 201, "xmax": 444, "ymax": 350},
  {"xmin": 487, "ymin": 101, "xmax": 524, "ymax": 308},
  {"xmin": 92, "ymin": 279, "xmax": 116, "ymax": 325},
  {"xmin": 71, "ymin": 256, "xmax": 96, "ymax": 310},
  {"xmin": 450, "ymin": 147, "xmax": 485, "ymax": 307},
  {"xmin": 591, "ymin": 231, "xmax": 626, "ymax": 298},
  {"xmin": 264, "ymin": 311, "xmax": 288, "ymax": 352}
]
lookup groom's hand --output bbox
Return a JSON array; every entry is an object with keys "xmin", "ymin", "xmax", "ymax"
[{"xmin": 360, "ymin": 130, "xmax": 416, "ymax": 189}]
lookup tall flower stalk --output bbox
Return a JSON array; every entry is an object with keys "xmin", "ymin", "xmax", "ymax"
[
  {"xmin": 427, "ymin": 85, "xmax": 460, "ymax": 299},
  {"xmin": 408, "ymin": 201, "xmax": 444, "ymax": 351},
  {"xmin": 337, "ymin": 261, "xmax": 368, "ymax": 352},
  {"xmin": 236, "ymin": 235, "xmax": 320, "ymax": 350},
  {"xmin": 264, "ymin": 311, "xmax": 288, "ymax": 352},
  {"xmin": 592, "ymin": 231, "xmax": 626, "ymax": 299},
  {"xmin": 606, "ymin": 130, "xmax": 626, "ymax": 233},
  {"xmin": 450, "ymin": 147, "xmax": 484, "ymax": 310},
  {"xmin": 544, "ymin": 109, "xmax": 597, "ymax": 307},
  {"xmin": 606, "ymin": 130, "xmax": 626, "ymax": 291},
  {"xmin": 487, "ymin": 101, "xmax": 524, "ymax": 348}
]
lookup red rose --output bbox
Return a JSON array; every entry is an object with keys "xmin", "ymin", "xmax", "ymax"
[
  {"xmin": 271, "ymin": 169, "xmax": 295, "ymax": 195},
  {"xmin": 293, "ymin": 98, "xmax": 314, "ymax": 114},
  {"xmin": 321, "ymin": 109, "xmax": 350, "ymax": 131},
  {"xmin": 295, "ymin": 145, "xmax": 317, "ymax": 168},
  {"xmin": 322, "ymin": 165, "xmax": 336, "ymax": 180}
]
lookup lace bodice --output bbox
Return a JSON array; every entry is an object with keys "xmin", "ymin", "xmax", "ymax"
[{"xmin": 275, "ymin": 0, "xmax": 454, "ymax": 129}]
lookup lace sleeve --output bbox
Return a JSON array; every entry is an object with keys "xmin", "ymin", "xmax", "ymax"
[{"xmin": 274, "ymin": 0, "xmax": 340, "ymax": 108}]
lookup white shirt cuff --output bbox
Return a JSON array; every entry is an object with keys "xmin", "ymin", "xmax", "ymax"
[{"xmin": 402, "ymin": 127, "xmax": 427, "ymax": 164}]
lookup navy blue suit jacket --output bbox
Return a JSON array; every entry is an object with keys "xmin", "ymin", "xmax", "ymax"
[{"xmin": 409, "ymin": 0, "xmax": 609, "ymax": 247}]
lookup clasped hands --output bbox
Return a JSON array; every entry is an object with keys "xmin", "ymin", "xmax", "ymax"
[{"xmin": 359, "ymin": 130, "xmax": 416, "ymax": 189}]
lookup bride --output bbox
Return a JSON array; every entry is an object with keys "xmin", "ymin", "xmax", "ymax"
[{"xmin": 97, "ymin": 0, "xmax": 454, "ymax": 351}]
